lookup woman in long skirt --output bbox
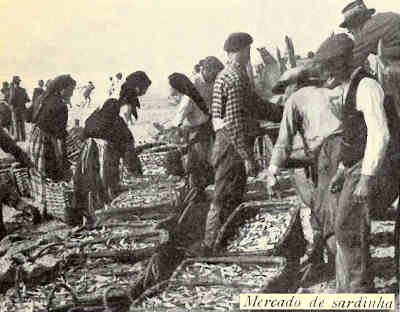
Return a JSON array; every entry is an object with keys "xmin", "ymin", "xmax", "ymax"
[
  {"xmin": 73, "ymin": 71, "xmax": 152, "ymax": 224},
  {"xmin": 168, "ymin": 73, "xmax": 214, "ymax": 196},
  {"xmin": 29, "ymin": 74, "xmax": 76, "ymax": 214}
]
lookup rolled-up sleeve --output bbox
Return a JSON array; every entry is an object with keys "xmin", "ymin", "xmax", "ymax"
[
  {"xmin": 270, "ymin": 96, "xmax": 300, "ymax": 168},
  {"xmin": 356, "ymin": 78, "xmax": 389, "ymax": 176},
  {"xmin": 173, "ymin": 95, "xmax": 192, "ymax": 127}
]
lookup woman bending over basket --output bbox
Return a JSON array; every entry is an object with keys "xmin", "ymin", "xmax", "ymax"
[
  {"xmin": 29, "ymin": 75, "xmax": 76, "ymax": 215},
  {"xmin": 73, "ymin": 71, "xmax": 151, "ymax": 224},
  {"xmin": 167, "ymin": 73, "xmax": 214, "ymax": 197}
]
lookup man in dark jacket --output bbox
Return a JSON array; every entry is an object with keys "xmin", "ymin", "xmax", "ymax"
[
  {"xmin": 9, "ymin": 76, "xmax": 30, "ymax": 141},
  {"xmin": 27, "ymin": 80, "xmax": 45, "ymax": 123},
  {"xmin": 32, "ymin": 80, "xmax": 45, "ymax": 105}
]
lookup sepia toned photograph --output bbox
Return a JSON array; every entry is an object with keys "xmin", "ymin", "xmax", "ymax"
[{"xmin": 0, "ymin": 0, "xmax": 400, "ymax": 311}]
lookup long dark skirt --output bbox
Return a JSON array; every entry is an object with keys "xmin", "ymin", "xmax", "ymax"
[
  {"xmin": 185, "ymin": 120, "xmax": 214, "ymax": 190},
  {"xmin": 29, "ymin": 126, "xmax": 67, "ymax": 182},
  {"xmin": 73, "ymin": 138, "xmax": 121, "ymax": 222}
]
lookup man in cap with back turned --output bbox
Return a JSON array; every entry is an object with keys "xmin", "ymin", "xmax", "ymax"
[{"xmin": 189, "ymin": 32, "xmax": 282, "ymax": 255}]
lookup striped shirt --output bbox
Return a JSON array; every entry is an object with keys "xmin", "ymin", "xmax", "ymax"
[{"xmin": 212, "ymin": 61, "xmax": 281, "ymax": 160}]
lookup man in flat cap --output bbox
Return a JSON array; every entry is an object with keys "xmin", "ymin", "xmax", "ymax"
[
  {"xmin": 311, "ymin": 33, "xmax": 400, "ymax": 293},
  {"xmin": 191, "ymin": 32, "xmax": 282, "ymax": 255},
  {"xmin": 9, "ymin": 76, "xmax": 30, "ymax": 142}
]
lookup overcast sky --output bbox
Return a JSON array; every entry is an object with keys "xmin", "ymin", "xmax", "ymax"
[{"xmin": 0, "ymin": 0, "xmax": 398, "ymax": 101}]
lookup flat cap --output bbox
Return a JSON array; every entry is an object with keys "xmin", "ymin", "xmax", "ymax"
[
  {"xmin": 314, "ymin": 33, "xmax": 354, "ymax": 63},
  {"xmin": 224, "ymin": 32, "xmax": 253, "ymax": 52}
]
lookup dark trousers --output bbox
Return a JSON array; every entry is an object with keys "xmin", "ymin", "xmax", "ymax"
[
  {"xmin": 204, "ymin": 129, "xmax": 247, "ymax": 247},
  {"xmin": 11, "ymin": 111, "xmax": 26, "ymax": 142},
  {"xmin": 335, "ymin": 161, "xmax": 399, "ymax": 292},
  {"xmin": 313, "ymin": 135, "xmax": 400, "ymax": 292},
  {"xmin": 187, "ymin": 140, "xmax": 214, "ymax": 192}
]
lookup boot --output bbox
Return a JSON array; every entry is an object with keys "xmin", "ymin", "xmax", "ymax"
[{"xmin": 263, "ymin": 258, "xmax": 301, "ymax": 293}]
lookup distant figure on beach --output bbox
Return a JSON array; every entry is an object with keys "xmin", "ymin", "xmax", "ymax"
[
  {"xmin": 82, "ymin": 81, "xmax": 95, "ymax": 107},
  {"xmin": 107, "ymin": 72, "xmax": 123, "ymax": 97},
  {"xmin": 1, "ymin": 82, "xmax": 10, "ymax": 102},
  {"xmin": 32, "ymin": 80, "xmax": 45, "ymax": 104},
  {"xmin": 27, "ymin": 80, "xmax": 45, "ymax": 123},
  {"xmin": 8, "ymin": 76, "xmax": 30, "ymax": 142},
  {"xmin": 108, "ymin": 76, "xmax": 115, "ymax": 97},
  {"xmin": 0, "ymin": 93, "xmax": 12, "ymax": 132}
]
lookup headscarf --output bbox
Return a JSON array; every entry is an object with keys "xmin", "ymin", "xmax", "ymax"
[
  {"xmin": 40, "ymin": 74, "xmax": 76, "ymax": 103},
  {"xmin": 33, "ymin": 74, "xmax": 76, "ymax": 122},
  {"xmin": 119, "ymin": 71, "xmax": 152, "ymax": 120},
  {"xmin": 168, "ymin": 72, "xmax": 209, "ymax": 115}
]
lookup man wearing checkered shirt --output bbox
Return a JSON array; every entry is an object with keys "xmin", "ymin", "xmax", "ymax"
[{"xmin": 192, "ymin": 32, "xmax": 282, "ymax": 254}]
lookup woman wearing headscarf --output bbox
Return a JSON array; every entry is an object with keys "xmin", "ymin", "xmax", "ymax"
[
  {"xmin": 168, "ymin": 72, "xmax": 214, "ymax": 196},
  {"xmin": 120, "ymin": 71, "xmax": 149, "ymax": 125},
  {"xmin": 29, "ymin": 74, "xmax": 76, "ymax": 182},
  {"xmin": 72, "ymin": 71, "xmax": 151, "ymax": 224}
]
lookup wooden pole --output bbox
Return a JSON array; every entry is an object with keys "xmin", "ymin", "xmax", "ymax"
[{"xmin": 285, "ymin": 35, "xmax": 296, "ymax": 68}]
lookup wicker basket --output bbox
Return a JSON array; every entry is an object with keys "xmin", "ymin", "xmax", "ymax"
[
  {"xmin": 12, "ymin": 167, "xmax": 32, "ymax": 197},
  {"xmin": 30, "ymin": 169, "xmax": 75, "ymax": 223},
  {"xmin": 45, "ymin": 181, "xmax": 75, "ymax": 221}
]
